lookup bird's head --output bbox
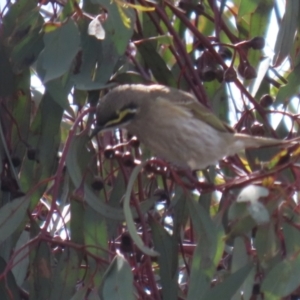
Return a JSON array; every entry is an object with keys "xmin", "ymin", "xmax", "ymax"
[{"xmin": 91, "ymin": 84, "xmax": 153, "ymax": 138}]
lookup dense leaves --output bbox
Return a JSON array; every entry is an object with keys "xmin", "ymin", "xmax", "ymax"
[{"xmin": 1, "ymin": 0, "xmax": 300, "ymax": 299}]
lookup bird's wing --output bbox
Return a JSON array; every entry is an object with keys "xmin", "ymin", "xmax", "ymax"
[
  {"xmin": 185, "ymin": 100, "xmax": 235, "ymax": 133},
  {"xmin": 154, "ymin": 86, "xmax": 235, "ymax": 133}
]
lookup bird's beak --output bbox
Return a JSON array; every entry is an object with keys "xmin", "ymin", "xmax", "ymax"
[{"xmin": 89, "ymin": 125, "xmax": 102, "ymax": 140}]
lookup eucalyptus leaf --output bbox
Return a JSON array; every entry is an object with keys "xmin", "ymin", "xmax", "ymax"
[
  {"xmin": 12, "ymin": 231, "xmax": 30, "ymax": 287},
  {"xmin": 37, "ymin": 19, "xmax": 80, "ymax": 83},
  {"xmin": 66, "ymin": 134, "xmax": 125, "ymax": 220},
  {"xmin": 200, "ymin": 263, "xmax": 254, "ymax": 300},
  {"xmin": 261, "ymin": 253, "xmax": 300, "ymax": 297},
  {"xmin": 0, "ymin": 196, "xmax": 30, "ymax": 243},
  {"xmin": 273, "ymin": 1, "xmax": 300, "ymax": 66},
  {"xmin": 101, "ymin": 255, "xmax": 134, "ymax": 300},
  {"xmin": 150, "ymin": 218, "xmax": 178, "ymax": 300},
  {"xmin": 49, "ymin": 248, "xmax": 79, "ymax": 300},
  {"xmin": 124, "ymin": 163, "xmax": 159, "ymax": 257},
  {"xmin": 0, "ymin": 256, "xmax": 21, "ymax": 300}
]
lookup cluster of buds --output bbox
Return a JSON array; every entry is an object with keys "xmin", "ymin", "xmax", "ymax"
[{"xmin": 194, "ymin": 34, "xmax": 266, "ymax": 83}]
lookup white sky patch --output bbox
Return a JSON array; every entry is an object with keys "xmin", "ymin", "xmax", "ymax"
[{"xmin": 31, "ymin": 74, "xmax": 45, "ymax": 94}]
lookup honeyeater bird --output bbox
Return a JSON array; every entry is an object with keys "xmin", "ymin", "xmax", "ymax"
[{"xmin": 93, "ymin": 84, "xmax": 291, "ymax": 170}]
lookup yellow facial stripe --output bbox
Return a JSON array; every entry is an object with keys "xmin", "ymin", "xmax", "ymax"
[{"xmin": 105, "ymin": 108, "xmax": 137, "ymax": 127}]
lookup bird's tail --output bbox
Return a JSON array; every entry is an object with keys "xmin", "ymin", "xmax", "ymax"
[{"xmin": 234, "ymin": 133, "xmax": 293, "ymax": 149}]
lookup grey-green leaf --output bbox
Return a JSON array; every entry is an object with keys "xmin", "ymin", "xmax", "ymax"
[
  {"xmin": 0, "ymin": 196, "xmax": 30, "ymax": 243},
  {"xmin": 273, "ymin": 1, "xmax": 299, "ymax": 67},
  {"xmin": 101, "ymin": 255, "xmax": 134, "ymax": 300},
  {"xmin": 150, "ymin": 218, "xmax": 178, "ymax": 300},
  {"xmin": 261, "ymin": 253, "xmax": 300, "ymax": 298},
  {"xmin": 0, "ymin": 256, "xmax": 21, "ymax": 300},
  {"xmin": 37, "ymin": 19, "xmax": 80, "ymax": 82}
]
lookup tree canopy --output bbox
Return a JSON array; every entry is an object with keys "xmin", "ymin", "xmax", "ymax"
[{"xmin": 1, "ymin": 0, "xmax": 300, "ymax": 299}]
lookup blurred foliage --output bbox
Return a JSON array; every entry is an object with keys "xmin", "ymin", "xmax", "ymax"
[{"xmin": 1, "ymin": 0, "xmax": 300, "ymax": 299}]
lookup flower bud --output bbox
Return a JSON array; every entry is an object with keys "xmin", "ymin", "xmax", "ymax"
[
  {"xmin": 11, "ymin": 156, "xmax": 21, "ymax": 167},
  {"xmin": 27, "ymin": 148, "xmax": 38, "ymax": 161},
  {"xmin": 250, "ymin": 122, "xmax": 265, "ymax": 136},
  {"xmin": 199, "ymin": 66, "xmax": 217, "ymax": 82},
  {"xmin": 259, "ymin": 94, "xmax": 274, "ymax": 108},
  {"xmin": 129, "ymin": 136, "xmax": 140, "ymax": 148},
  {"xmin": 224, "ymin": 67, "xmax": 237, "ymax": 82},
  {"xmin": 91, "ymin": 176, "xmax": 104, "ymax": 191},
  {"xmin": 122, "ymin": 151, "xmax": 135, "ymax": 167},
  {"xmin": 104, "ymin": 145, "xmax": 115, "ymax": 159},
  {"xmin": 218, "ymin": 46, "xmax": 232, "ymax": 60},
  {"xmin": 120, "ymin": 232, "xmax": 133, "ymax": 253},
  {"xmin": 249, "ymin": 36, "xmax": 265, "ymax": 50},
  {"xmin": 238, "ymin": 62, "xmax": 257, "ymax": 80}
]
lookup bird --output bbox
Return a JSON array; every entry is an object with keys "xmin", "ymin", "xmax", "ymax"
[{"xmin": 92, "ymin": 84, "xmax": 293, "ymax": 170}]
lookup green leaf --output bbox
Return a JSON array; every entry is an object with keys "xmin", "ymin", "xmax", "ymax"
[
  {"xmin": 137, "ymin": 40, "xmax": 177, "ymax": 87},
  {"xmin": 12, "ymin": 231, "xmax": 30, "ymax": 287},
  {"xmin": 101, "ymin": 255, "xmax": 134, "ymax": 300},
  {"xmin": 0, "ymin": 42, "xmax": 16, "ymax": 97},
  {"xmin": 10, "ymin": 69, "xmax": 31, "ymax": 161},
  {"xmin": 29, "ymin": 240, "xmax": 52, "ymax": 300},
  {"xmin": 201, "ymin": 263, "xmax": 254, "ymax": 300},
  {"xmin": 273, "ymin": 1, "xmax": 300, "ymax": 67},
  {"xmin": 60, "ymin": 0, "xmax": 77, "ymax": 20},
  {"xmin": 91, "ymin": 0, "xmax": 135, "ymax": 55},
  {"xmin": 70, "ymin": 196, "xmax": 85, "ymax": 246},
  {"xmin": 282, "ymin": 222, "xmax": 300, "ymax": 255},
  {"xmin": 231, "ymin": 237, "xmax": 255, "ymax": 300},
  {"xmin": 66, "ymin": 134, "xmax": 125, "ymax": 220},
  {"xmin": 275, "ymin": 56, "xmax": 300, "ymax": 106},
  {"xmin": 124, "ymin": 163, "xmax": 159, "ymax": 256},
  {"xmin": 10, "ymin": 11, "xmax": 44, "ymax": 71},
  {"xmin": 83, "ymin": 207, "xmax": 108, "ymax": 260},
  {"xmin": 2, "ymin": 0, "xmax": 36, "ymax": 37},
  {"xmin": 248, "ymin": 0, "xmax": 273, "ymax": 68},
  {"xmin": 237, "ymin": 0, "xmax": 260, "ymax": 17},
  {"xmin": 249, "ymin": 56, "xmax": 271, "ymax": 97},
  {"xmin": 20, "ymin": 91, "xmax": 63, "ymax": 208},
  {"xmin": 49, "ymin": 248, "xmax": 80, "ymax": 300},
  {"xmin": 71, "ymin": 0, "xmax": 134, "ymax": 89},
  {"xmin": 37, "ymin": 19, "xmax": 80, "ymax": 82},
  {"xmin": 150, "ymin": 218, "xmax": 178, "ymax": 300},
  {"xmin": 187, "ymin": 195, "xmax": 225, "ymax": 299},
  {"xmin": 261, "ymin": 252, "xmax": 300, "ymax": 298},
  {"xmin": 84, "ymin": 204, "xmax": 108, "ymax": 287},
  {"xmin": 0, "ymin": 256, "xmax": 21, "ymax": 300},
  {"xmin": 203, "ymin": 80, "xmax": 222, "ymax": 102},
  {"xmin": 231, "ymin": 237, "xmax": 248, "ymax": 272},
  {"xmin": 45, "ymin": 77, "xmax": 72, "ymax": 110},
  {"xmin": 187, "ymin": 241, "xmax": 211, "ymax": 300},
  {"xmin": 172, "ymin": 185, "xmax": 189, "ymax": 237},
  {"xmin": 70, "ymin": 19, "xmax": 118, "ymax": 90},
  {"xmin": 106, "ymin": 172, "xmax": 126, "ymax": 239},
  {"xmin": 210, "ymin": 83, "xmax": 230, "ymax": 124},
  {"xmin": 227, "ymin": 201, "xmax": 259, "ymax": 237},
  {"xmin": 254, "ymin": 223, "xmax": 279, "ymax": 263},
  {"xmin": 0, "ymin": 196, "xmax": 30, "ymax": 243},
  {"xmin": 70, "ymin": 287, "xmax": 89, "ymax": 300}
]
